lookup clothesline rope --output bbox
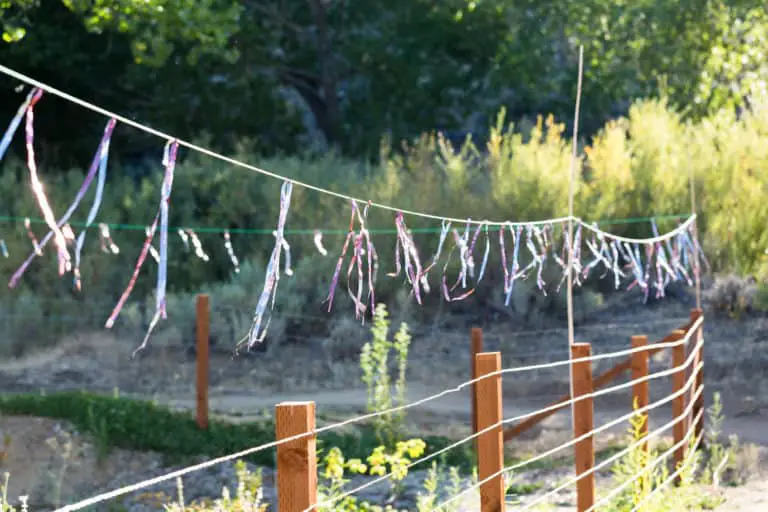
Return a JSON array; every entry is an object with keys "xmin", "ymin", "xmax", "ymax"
[
  {"xmin": 0, "ymin": 64, "xmax": 696, "ymax": 244},
  {"xmin": 0, "ymin": 213, "xmax": 690, "ymax": 236}
]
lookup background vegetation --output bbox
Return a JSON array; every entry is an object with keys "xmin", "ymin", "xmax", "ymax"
[{"xmin": 0, "ymin": 0, "xmax": 766, "ymax": 352}]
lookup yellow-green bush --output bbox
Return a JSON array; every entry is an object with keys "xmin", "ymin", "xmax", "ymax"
[{"xmin": 0, "ymin": 95, "xmax": 766, "ymax": 351}]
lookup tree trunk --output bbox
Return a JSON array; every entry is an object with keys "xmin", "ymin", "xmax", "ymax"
[{"xmin": 307, "ymin": 0, "xmax": 341, "ymax": 147}]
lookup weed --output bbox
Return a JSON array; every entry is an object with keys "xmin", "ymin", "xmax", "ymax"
[
  {"xmin": 45, "ymin": 429, "xmax": 78, "ymax": 508},
  {"xmin": 360, "ymin": 304, "xmax": 411, "ymax": 447}
]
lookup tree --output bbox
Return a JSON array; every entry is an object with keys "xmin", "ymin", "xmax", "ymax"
[{"xmin": 2, "ymin": 0, "xmax": 241, "ymax": 65}]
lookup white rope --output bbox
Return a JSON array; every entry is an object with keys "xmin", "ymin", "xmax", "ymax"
[
  {"xmin": 628, "ymin": 431, "xmax": 705, "ymax": 512},
  {"xmin": 591, "ymin": 411, "xmax": 705, "ymax": 512},
  {"xmin": 53, "ymin": 369, "xmax": 505, "ymax": 511},
  {"xmin": 580, "ymin": 214, "xmax": 696, "ymax": 244},
  {"xmin": 56, "ymin": 316, "xmax": 700, "ymax": 510},
  {"xmin": 0, "ymin": 64, "xmax": 565, "ymax": 228},
  {"xmin": 305, "ymin": 413, "xmax": 506, "ymax": 511},
  {"xmin": 523, "ymin": 387, "xmax": 705, "ymax": 511},
  {"xmin": 0, "ymin": 64, "xmax": 697, "ymax": 240},
  {"xmin": 432, "ymin": 344, "xmax": 704, "ymax": 511},
  {"xmin": 487, "ymin": 316, "xmax": 688, "ymax": 340},
  {"xmin": 496, "ymin": 315, "xmax": 700, "ymax": 377},
  {"xmin": 314, "ymin": 329, "xmax": 703, "ymax": 511}
]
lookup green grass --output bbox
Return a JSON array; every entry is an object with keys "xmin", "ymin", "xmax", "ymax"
[
  {"xmin": 0, "ymin": 390, "xmax": 627, "ymax": 489},
  {"xmin": 0, "ymin": 391, "xmax": 476, "ymax": 470}
]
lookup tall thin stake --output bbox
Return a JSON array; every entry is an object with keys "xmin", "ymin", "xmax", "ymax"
[
  {"xmin": 567, "ymin": 45, "xmax": 584, "ymax": 348},
  {"xmin": 196, "ymin": 294, "xmax": 210, "ymax": 430},
  {"xmin": 567, "ymin": 45, "xmax": 585, "ymax": 438},
  {"xmin": 689, "ymin": 165, "xmax": 702, "ymax": 309}
]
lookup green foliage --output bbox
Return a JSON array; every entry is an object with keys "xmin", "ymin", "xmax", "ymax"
[
  {"xmin": 0, "ymin": 472, "xmax": 19, "ymax": 512},
  {"xmin": 0, "ymin": 391, "xmax": 475, "ymax": 474},
  {"xmin": 415, "ymin": 463, "xmax": 465, "ymax": 512},
  {"xmin": 4, "ymin": 0, "xmax": 768, "ymax": 159},
  {"xmin": 1, "ymin": 0, "xmax": 241, "ymax": 65},
  {"xmin": 415, "ymin": 462, "xmax": 439, "ymax": 512},
  {"xmin": 0, "ymin": 391, "xmax": 278, "ymax": 467},
  {"xmin": 606, "ymin": 405, "xmax": 658, "ymax": 511},
  {"xmin": 755, "ymin": 282, "xmax": 768, "ymax": 312},
  {"xmin": 702, "ymin": 392, "xmax": 738, "ymax": 488},
  {"xmin": 318, "ymin": 439, "xmax": 426, "ymax": 511},
  {"xmin": 163, "ymin": 461, "xmax": 268, "ymax": 512},
  {"xmin": 0, "ymin": 94, "xmax": 766, "ymax": 353},
  {"xmin": 603, "ymin": 396, "xmax": 736, "ymax": 511},
  {"xmin": 704, "ymin": 275, "xmax": 760, "ymax": 317},
  {"xmin": 360, "ymin": 304, "xmax": 411, "ymax": 447}
]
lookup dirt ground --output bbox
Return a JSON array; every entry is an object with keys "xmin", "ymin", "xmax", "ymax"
[{"xmin": 0, "ymin": 292, "xmax": 767, "ymax": 510}]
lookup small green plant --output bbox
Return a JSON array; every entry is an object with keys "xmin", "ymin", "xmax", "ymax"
[
  {"xmin": 415, "ymin": 461, "xmax": 465, "ymax": 512},
  {"xmin": 702, "ymin": 392, "xmax": 740, "ymax": 489},
  {"xmin": 317, "ymin": 446, "xmax": 370, "ymax": 511},
  {"xmin": 87, "ymin": 403, "xmax": 111, "ymax": 466},
  {"xmin": 607, "ymin": 402, "xmax": 656, "ymax": 510},
  {"xmin": 604, "ymin": 398, "xmax": 710, "ymax": 512},
  {"xmin": 45, "ymin": 429, "xmax": 79, "ymax": 509},
  {"xmin": 360, "ymin": 304, "xmax": 411, "ymax": 447},
  {"xmin": 1, "ymin": 473, "xmax": 17, "ymax": 512},
  {"xmin": 164, "ymin": 461, "xmax": 268, "ymax": 511},
  {"xmin": 415, "ymin": 462, "xmax": 439, "ymax": 512},
  {"xmin": 317, "ymin": 438, "xmax": 425, "ymax": 511}
]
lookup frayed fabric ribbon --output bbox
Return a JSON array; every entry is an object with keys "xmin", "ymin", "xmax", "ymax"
[
  {"xmin": 133, "ymin": 140, "xmax": 178, "ymax": 355},
  {"xmin": 0, "ymin": 88, "xmax": 40, "ymax": 163},
  {"xmin": 326, "ymin": 201, "xmax": 379, "ymax": 320},
  {"xmin": 99, "ymin": 224, "xmax": 120, "ymax": 254},
  {"xmin": 24, "ymin": 89, "xmax": 72, "ymax": 276},
  {"xmin": 224, "ymin": 230, "xmax": 240, "ymax": 273},
  {"xmin": 105, "ymin": 140, "xmax": 178, "ymax": 333},
  {"xmin": 244, "ymin": 181, "xmax": 293, "ymax": 349},
  {"xmin": 73, "ymin": 119, "xmax": 117, "ymax": 291}
]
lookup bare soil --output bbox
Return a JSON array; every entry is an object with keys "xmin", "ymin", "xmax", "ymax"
[{"xmin": 0, "ymin": 292, "xmax": 767, "ymax": 510}]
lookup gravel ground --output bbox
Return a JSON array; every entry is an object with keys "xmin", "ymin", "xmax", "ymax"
[{"xmin": 0, "ymin": 288, "xmax": 767, "ymax": 510}]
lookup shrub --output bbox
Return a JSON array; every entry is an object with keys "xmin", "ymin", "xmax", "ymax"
[
  {"xmin": 704, "ymin": 275, "xmax": 758, "ymax": 317},
  {"xmin": 2, "ymin": 95, "xmax": 768, "ymax": 350}
]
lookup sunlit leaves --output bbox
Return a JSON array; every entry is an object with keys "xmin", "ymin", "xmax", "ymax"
[{"xmin": 2, "ymin": 0, "xmax": 241, "ymax": 65}]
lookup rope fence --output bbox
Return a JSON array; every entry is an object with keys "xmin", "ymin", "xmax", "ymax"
[
  {"xmin": 51, "ymin": 306, "xmax": 705, "ymax": 512},
  {"xmin": 434, "ymin": 340, "xmax": 704, "ymax": 510}
]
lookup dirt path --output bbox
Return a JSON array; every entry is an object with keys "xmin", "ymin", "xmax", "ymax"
[{"xmin": 157, "ymin": 383, "xmax": 768, "ymax": 446}]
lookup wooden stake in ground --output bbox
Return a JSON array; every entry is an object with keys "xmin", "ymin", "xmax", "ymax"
[
  {"xmin": 631, "ymin": 335, "xmax": 650, "ymax": 454},
  {"xmin": 196, "ymin": 293, "xmax": 209, "ymax": 430},
  {"xmin": 475, "ymin": 352, "xmax": 505, "ymax": 512},
  {"xmin": 276, "ymin": 401, "xmax": 317, "ymax": 512},
  {"xmin": 571, "ymin": 343, "xmax": 595, "ymax": 512},
  {"xmin": 671, "ymin": 329, "xmax": 689, "ymax": 479},
  {"xmin": 566, "ymin": 43, "xmax": 585, "ymax": 468},
  {"xmin": 471, "ymin": 327, "xmax": 484, "ymax": 449}
]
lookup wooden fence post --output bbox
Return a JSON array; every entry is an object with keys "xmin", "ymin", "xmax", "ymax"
[
  {"xmin": 471, "ymin": 328, "xmax": 484, "ymax": 448},
  {"xmin": 475, "ymin": 352, "xmax": 505, "ymax": 512},
  {"xmin": 690, "ymin": 309, "xmax": 704, "ymax": 442},
  {"xmin": 196, "ymin": 294, "xmax": 209, "ymax": 430},
  {"xmin": 276, "ymin": 401, "xmax": 317, "ymax": 512},
  {"xmin": 631, "ymin": 335, "xmax": 649, "ymax": 454},
  {"xmin": 671, "ymin": 329, "xmax": 688, "ymax": 478},
  {"xmin": 571, "ymin": 343, "xmax": 595, "ymax": 512}
]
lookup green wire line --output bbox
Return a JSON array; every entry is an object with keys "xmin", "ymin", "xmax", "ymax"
[{"xmin": 0, "ymin": 213, "xmax": 690, "ymax": 237}]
